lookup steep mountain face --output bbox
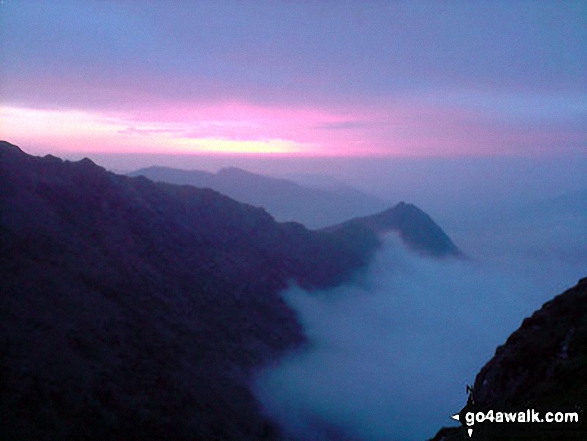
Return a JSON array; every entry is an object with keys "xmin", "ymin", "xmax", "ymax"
[
  {"xmin": 0, "ymin": 141, "xmax": 379, "ymax": 441},
  {"xmin": 325, "ymin": 202, "xmax": 462, "ymax": 258},
  {"xmin": 129, "ymin": 165, "xmax": 387, "ymax": 228},
  {"xmin": 430, "ymin": 278, "xmax": 587, "ymax": 440}
]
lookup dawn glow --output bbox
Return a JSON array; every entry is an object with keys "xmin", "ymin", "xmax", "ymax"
[{"xmin": 0, "ymin": 1, "xmax": 585, "ymax": 159}]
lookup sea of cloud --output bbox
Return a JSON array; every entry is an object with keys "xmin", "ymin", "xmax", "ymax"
[{"xmin": 254, "ymin": 225, "xmax": 586, "ymax": 440}]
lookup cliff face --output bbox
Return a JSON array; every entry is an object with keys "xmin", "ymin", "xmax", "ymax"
[
  {"xmin": 474, "ymin": 278, "xmax": 587, "ymax": 411},
  {"xmin": 0, "ymin": 141, "xmax": 378, "ymax": 441},
  {"xmin": 430, "ymin": 278, "xmax": 587, "ymax": 440}
]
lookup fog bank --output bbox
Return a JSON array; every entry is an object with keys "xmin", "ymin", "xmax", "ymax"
[{"xmin": 255, "ymin": 233, "xmax": 585, "ymax": 441}]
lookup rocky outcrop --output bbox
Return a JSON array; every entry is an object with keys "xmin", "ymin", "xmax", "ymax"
[
  {"xmin": 429, "ymin": 278, "xmax": 587, "ymax": 440},
  {"xmin": 324, "ymin": 201, "xmax": 462, "ymax": 258}
]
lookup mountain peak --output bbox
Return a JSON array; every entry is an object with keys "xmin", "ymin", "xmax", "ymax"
[
  {"xmin": 217, "ymin": 166, "xmax": 249, "ymax": 176},
  {"xmin": 385, "ymin": 201, "xmax": 421, "ymax": 215},
  {"xmin": 0, "ymin": 140, "xmax": 27, "ymax": 156},
  {"xmin": 0, "ymin": 142, "xmax": 99, "ymax": 172},
  {"xmin": 324, "ymin": 202, "xmax": 462, "ymax": 258}
]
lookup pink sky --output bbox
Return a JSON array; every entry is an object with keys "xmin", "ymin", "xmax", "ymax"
[
  {"xmin": 2, "ymin": 96, "xmax": 584, "ymax": 160},
  {"xmin": 0, "ymin": 1, "xmax": 585, "ymax": 160}
]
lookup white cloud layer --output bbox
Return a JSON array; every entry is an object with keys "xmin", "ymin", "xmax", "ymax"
[{"xmin": 255, "ymin": 231, "xmax": 586, "ymax": 441}]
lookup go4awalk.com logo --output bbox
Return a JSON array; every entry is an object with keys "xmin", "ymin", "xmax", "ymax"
[{"xmin": 451, "ymin": 409, "xmax": 580, "ymax": 438}]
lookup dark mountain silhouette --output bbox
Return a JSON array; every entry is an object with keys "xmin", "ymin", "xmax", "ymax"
[
  {"xmin": 0, "ymin": 141, "xmax": 380, "ymax": 441},
  {"xmin": 129, "ymin": 166, "xmax": 461, "ymax": 257},
  {"xmin": 129, "ymin": 165, "xmax": 387, "ymax": 228},
  {"xmin": 0, "ymin": 141, "xmax": 461, "ymax": 440},
  {"xmin": 325, "ymin": 202, "xmax": 462, "ymax": 257},
  {"xmin": 430, "ymin": 277, "xmax": 587, "ymax": 440}
]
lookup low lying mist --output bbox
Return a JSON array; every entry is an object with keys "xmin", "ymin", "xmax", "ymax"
[
  {"xmin": 90, "ymin": 151, "xmax": 586, "ymax": 440},
  {"xmin": 254, "ymin": 231, "xmax": 586, "ymax": 441}
]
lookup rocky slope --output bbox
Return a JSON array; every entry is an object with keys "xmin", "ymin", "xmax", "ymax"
[
  {"xmin": 0, "ymin": 141, "xmax": 461, "ymax": 440},
  {"xmin": 430, "ymin": 278, "xmax": 587, "ymax": 440},
  {"xmin": 0, "ymin": 141, "xmax": 378, "ymax": 441},
  {"xmin": 324, "ymin": 202, "xmax": 462, "ymax": 257}
]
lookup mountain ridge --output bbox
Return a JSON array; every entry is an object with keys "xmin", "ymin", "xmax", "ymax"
[
  {"xmin": 0, "ymin": 140, "xmax": 462, "ymax": 440},
  {"xmin": 129, "ymin": 164, "xmax": 388, "ymax": 229},
  {"xmin": 0, "ymin": 140, "xmax": 379, "ymax": 441},
  {"xmin": 129, "ymin": 165, "xmax": 461, "ymax": 257},
  {"xmin": 324, "ymin": 201, "xmax": 462, "ymax": 257}
]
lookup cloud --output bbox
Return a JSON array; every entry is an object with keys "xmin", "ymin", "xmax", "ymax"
[
  {"xmin": 254, "ymin": 232, "xmax": 586, "ymax": 441},
  {"xmin": 316, "ymin": 121, "xmax": 374, "ymax": 131},
  {"xmin": 117, "ymin": 127, "xmax": 185, "ymax": 136}
]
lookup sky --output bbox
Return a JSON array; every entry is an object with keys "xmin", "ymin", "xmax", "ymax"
[{"xmin": 1, "ymin": 0, "xmax": 586, "ymax": 161}]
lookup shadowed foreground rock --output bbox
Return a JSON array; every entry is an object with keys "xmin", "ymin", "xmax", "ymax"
[
  {"xmin": 429, "ymin": 278, "xmax": 587, "ymax": 440},
  {"xmin": 0, "ymin": 141, "xmax": 379, "ymax": 441}
]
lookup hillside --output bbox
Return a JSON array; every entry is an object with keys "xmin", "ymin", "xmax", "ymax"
[
  {"xmin": 325, "ymin": 202, "xmax": 462, "ymax": 257},
  {"xmin": 430, "ymin": 278, "xmax": 587, "ymax": 440},
  {"xmin": 130, "ymin": 166, "xmax": 461, "ymax": 258},
  {"xmin": 129, "ymin": 165, "xmax": 387, "ymax": 228},
  {"xmin": 0, "ymin": 141, "xmax": 379, "ymax": 441}
]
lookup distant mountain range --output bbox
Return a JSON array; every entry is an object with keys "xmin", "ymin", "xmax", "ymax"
[
  {"xmin": 129, "ymin": 165, "xmax": 388, "ymax": 228},
  {"xmin": 128, "ymin": 165, "xmax": 461, "ymax": 257},
  {"xmin": 0, "ymin": 141, "xmax": 460, "ymax": 440},
  {"xmin": 430, "ymin": 277, "xmax": 587, "ymax": 440}
]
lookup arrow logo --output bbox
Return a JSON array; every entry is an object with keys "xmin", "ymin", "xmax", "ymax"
[{"xmin": 450, "ymin": 413, "xmax": 473, "ymax": 437}]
